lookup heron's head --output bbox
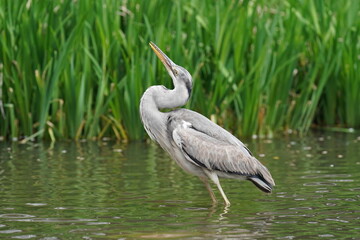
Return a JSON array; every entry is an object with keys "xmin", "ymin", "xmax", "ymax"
[{"xmin": 149, "ymin": 42, "xmax": 192, "ymax": 96}]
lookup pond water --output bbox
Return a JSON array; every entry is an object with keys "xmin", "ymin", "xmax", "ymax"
[{"xmin": 0, "ymin": 132, "xmax": 359, "ymax": 239}]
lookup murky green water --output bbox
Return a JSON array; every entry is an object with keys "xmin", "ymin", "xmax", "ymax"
[{"xmin": 0, "ymin": 132, "xmax": 359, "ymax": 239}]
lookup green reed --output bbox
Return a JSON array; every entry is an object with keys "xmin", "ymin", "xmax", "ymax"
[{"xmin": 0, "ymin": 0, "xmax": 359, "ymax": 141}]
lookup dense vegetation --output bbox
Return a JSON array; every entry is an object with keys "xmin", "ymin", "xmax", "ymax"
[{"xmin": 0, "ymin": 0, "xmax": 359, "ymax": 141}]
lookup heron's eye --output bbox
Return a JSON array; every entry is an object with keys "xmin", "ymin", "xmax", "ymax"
[{"xmin": 173, "ymin": 69, "xmax": 178, "ymax": 76}]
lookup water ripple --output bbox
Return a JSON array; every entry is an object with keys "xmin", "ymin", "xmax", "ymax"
[
  {"xmin": 0, "ymin": 214, "xmax": 35, "ymax": 219},
  {"xmin": 301, "ymin": 174, "xmax": 352, "ymax": 179},
  {"xmin": 303, "ymin": 182, "xmax": 337, "ymax": 186},
  {"xmin": 11, "ymin": 234, "xmax": 37, "ymax": 239},
  {"xmin": 8, "ymin": 218, "xmax": 97, "ymax": 223},
  {"xmin": 0, "ymin": 229, "xmax": 22, "ymax": 234}
]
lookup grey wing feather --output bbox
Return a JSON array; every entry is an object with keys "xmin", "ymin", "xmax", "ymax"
[
  {"xmin": 171, "ymin": 109, "xmax": 253, "ymax": 157},
  {"xmin": 174, "ymin": 126, "xmax": 264, "ymax": 176}
]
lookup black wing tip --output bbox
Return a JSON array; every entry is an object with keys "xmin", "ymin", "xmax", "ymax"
[{"xmin": 248, "ymin": 177, "xmax": 274, "ymax": 193}]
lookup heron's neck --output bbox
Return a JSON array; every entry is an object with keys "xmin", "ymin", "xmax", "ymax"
[
  {"xmin": 142, "ymin": 84, "xmax": 189, "ymax": 111},
  {"xmin": 140, "ymin": 85, "xmax": 187, "ymax": 142}
]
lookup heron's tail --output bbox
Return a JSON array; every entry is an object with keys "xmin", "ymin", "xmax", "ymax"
[
  {"xmin": 248, "ymin": 176, "xmax": 274, "ymax": 193},
  {"xmin": 247, "ymin": 159, "xmax": 275, "ymax": 193}
]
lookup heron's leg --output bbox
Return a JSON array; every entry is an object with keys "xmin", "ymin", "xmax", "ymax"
[
  {"xmin": 204, "ymin": 170, "xmax": 231, "ymax": 206},
  {"xmin": 199, "ymin": 177, "xmax": 217, "ymax": 203}
]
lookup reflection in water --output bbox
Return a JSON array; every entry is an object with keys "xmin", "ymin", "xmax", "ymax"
[{"xmin": 0, "ymin": 132, "xmax": 359, "ymax": 239}]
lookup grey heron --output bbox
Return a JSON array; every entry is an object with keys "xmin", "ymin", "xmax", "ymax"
[{"xmin": 140, "ymin": 42, "xmax": 275, "ymax": 205}]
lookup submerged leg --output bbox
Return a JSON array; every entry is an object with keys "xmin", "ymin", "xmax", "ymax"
[
  {"xmin": 204, "ymin": 170, "xmax": 231, "ymax": 206},
  {"xmin": 199, "ymin": 177, "xmax": 217, "ymax": 204}
]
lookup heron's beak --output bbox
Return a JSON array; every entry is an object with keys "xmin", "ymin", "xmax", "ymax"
[{"xmin": 149, "ymin": 42, "xmax": 176, "ymax": 76}]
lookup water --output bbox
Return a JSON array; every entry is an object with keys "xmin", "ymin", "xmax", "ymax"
[{"xmin": 0, "ymin": 132, "xmax": 359, "ymax": 239}]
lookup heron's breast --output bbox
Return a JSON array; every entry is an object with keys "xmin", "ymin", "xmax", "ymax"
[{"xmin": 164, "ymin": 145, "xmax": 205, "ymax": 177}]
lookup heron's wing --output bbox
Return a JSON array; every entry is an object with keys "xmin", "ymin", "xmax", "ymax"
[
  {"xmin": 171, "ymin": 109, "xmax": 253, "ymax": 157},
  {"xmin": 172, "ymin": 125, "xmax": 260, "ymax": 175},
  {"xmin": 169, "ymin": 114, "xmax": 275, "ymax": 191}
]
